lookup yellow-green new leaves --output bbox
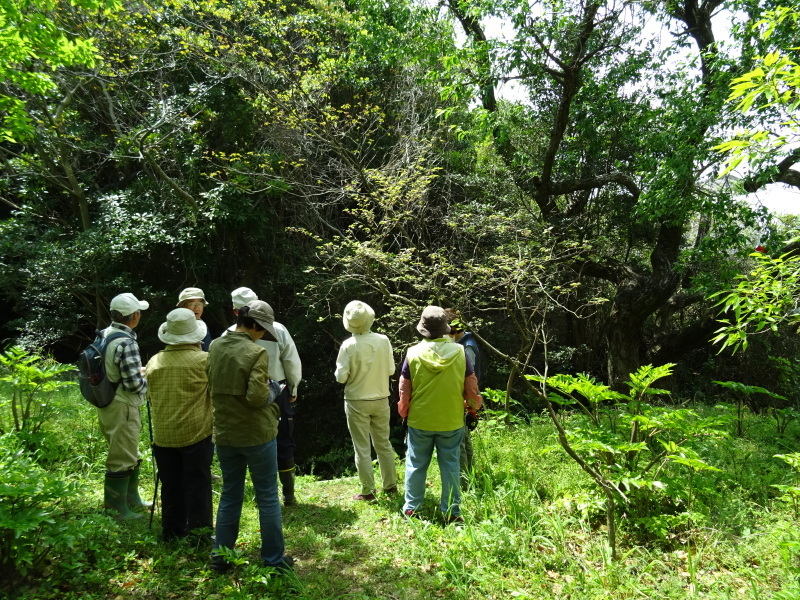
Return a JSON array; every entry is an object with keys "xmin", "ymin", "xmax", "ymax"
[
  {"xmin": 710, "ymin": 251, "xmax": 800, "ymax": 353},
  {"xmin": 715, "ymin": 7, "xmax": 800, "ymax": 178},
  {"xmin": 0, "ymin": 0, "xmax": 121, "ymax": 142}
]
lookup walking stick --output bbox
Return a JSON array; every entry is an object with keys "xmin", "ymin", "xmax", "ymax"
[
  {"xmin": 146, "ymin": 399, "xmax": 159, "ymax": 529},
  {"xmin": 149, "ymin": 474, "xmax": 160, "ymax": 529}
]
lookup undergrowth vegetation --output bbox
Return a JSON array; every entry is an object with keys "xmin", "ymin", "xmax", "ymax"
[{"xmin": 1, "ymin": 382, "xmax": 799, "ymax": 599}]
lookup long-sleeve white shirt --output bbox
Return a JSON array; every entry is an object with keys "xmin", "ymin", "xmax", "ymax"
[
  {"xmin": 256, "ymin": 322, "xmax": 302, "ymax": 396},
  {"xmin": 335, "ymin": 331, "xmax": 395, "ymax": 400},
  {"xmin": 228, "ymin": 321, "xmax": 302, "ymax": 396}
]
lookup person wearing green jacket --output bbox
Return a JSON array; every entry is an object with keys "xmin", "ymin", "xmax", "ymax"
[
  {"xmin": 398, "ymin": 306, "xmax": 482, "ymax": 522},
  {"xmin": 207, "ymin": 301, "xmax": 293, "ymax": 574}
]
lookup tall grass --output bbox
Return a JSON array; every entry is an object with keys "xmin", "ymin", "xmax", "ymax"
[{"xmin": 2, "ymin": 390, "xmax": 800, "ymax": 599}]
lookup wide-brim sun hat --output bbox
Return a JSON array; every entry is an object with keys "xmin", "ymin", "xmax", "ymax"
[
  {"xmin": 158, "ymin": 308, "xmax": 208, "ymax": 345},
  {"xmin": 343, "ymin": 300, "xmax": 375, "ymax": 334},
  {"xmin": 416, "ymin": 305, "xmax": 451, "ymax": 338},
  {"xmin": 244, "ymin": 300, "xmax": 278, "ymax": 342},
  {"xmin": 110, "ymin": 293, "xmax": 149, "ymax": 317},
  {"xmin": 177, "ymin": 287, "xmax": 208, "ymax": 307},
  {"xmin": 231, "ymin": 287, "xmax": 258, "ymax": 310}
]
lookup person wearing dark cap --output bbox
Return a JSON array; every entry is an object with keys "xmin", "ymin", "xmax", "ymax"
[
  {"xmin": 335, "ymin": 300, "xmax": 398, "ymax": 500},
  {"xmin": 177, "ymin": 287, "xmax": 213, "ymax": 351},
  {"xmin": 146, "ymin": 308, "xmax": 213, "ymax": 542},
  {"xmin": 397, "ymin": 306, "xmax": 482, "ymax": 522},
  {"xmin": 207, "ymin": 300, "xmax": 293, "ymax": 573},
  {"xmin": 99, "ymin": 292, "xmax": 152, "ymax": 520}
]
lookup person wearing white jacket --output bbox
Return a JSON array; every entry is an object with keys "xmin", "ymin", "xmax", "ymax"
[
  {"xmin": 335, "ymin": 300, "xmax": 398, "ymax": 500},
  {"xmin": 228, "ymin": 287, "xmax": 303, "ymax": 505}
]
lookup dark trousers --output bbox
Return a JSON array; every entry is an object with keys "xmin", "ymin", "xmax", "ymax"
[
  {"xmin": 152, "ymin": 435, "xmax": 214, "ymax": 539},
  {"xmin": 275, "ymin": 386, "xmax": 296, "ymax": 471}
]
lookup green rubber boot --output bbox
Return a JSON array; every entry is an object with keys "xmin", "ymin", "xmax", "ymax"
[
  {"xmin": 104, "ymin": 474, "xmax": 143, "ymax": 520},
  {"xmin": 127, "ymin": 462, "xmax": 153, "ymax": 511}
]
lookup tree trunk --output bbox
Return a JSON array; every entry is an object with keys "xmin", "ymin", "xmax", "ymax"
[{"xmin": 606, "ymin": 315, "xmax": 643, "ymax": 390}]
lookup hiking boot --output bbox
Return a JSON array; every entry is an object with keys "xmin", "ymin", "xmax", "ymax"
[
  {"xmin": 210, "ymin": 555, "xmax": 231, "ymax": 574},
  {"xmin": 384, "ymin": 486, "xmax": 399, "ymax": 494},
  {"xmin": 353, "ymin": 493, "xmax": 376, "ymax": 501},
  {"xmin": 279, "ymin": 469, "xmax": 296, "ymax": 506},
  {"xmin": 403, "ymin": 508, "xmax": 419, "ymax": 518}
]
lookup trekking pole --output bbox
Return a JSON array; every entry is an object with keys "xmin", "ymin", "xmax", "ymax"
[
  {"xmin": 146, "ymin": 398, "xmax": 159, "ymax": 529},
  {"xmin": 149, "ymin": 475, "xmax": 160, "ymax": 529}
]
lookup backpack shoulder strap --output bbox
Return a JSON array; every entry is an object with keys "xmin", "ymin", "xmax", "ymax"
[{"xmin": 101, "ymin": 331, "xmax": 132, "ymax": 357}]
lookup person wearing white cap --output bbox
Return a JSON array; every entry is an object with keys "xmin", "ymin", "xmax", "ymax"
[
  {"xmin": 229, "ymin": 287, "xmax": 303, "ymax": 506},
  {"xmin": 208, "ymin": 301, "xmax": 293, "ymax": 573},
  {"xmin": 145, "ymin": 308, "xmax": 213, "ymax": 542},
  {"xmin": 99, "ymin": 292, "xmax": 151, "ymax": 520},
  {"xmin": 335, "ymin": 300, "xmax": 398, "ymax": 500},
  {"xmin": 177, "ymin": 287, "xmax": 213, "ymax": 351}
]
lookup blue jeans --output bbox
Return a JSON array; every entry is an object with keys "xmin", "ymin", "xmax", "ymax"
[
  {"xmin": 403, "ymin": 426, "xmax": 463, "ymax": 516},
  {"xmin": 214, "ymin": 440, "xmax": 285, "ymax": 566}
]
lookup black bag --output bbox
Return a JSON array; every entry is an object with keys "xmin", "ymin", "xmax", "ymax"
[{"xmin": 77, "ymin": 330, "xmax": 129, "ymax": 408}]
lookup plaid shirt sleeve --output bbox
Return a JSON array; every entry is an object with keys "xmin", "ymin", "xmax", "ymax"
[{"xmin": 115, "ymin": 339, "xmax": 148, "ymax": 395}]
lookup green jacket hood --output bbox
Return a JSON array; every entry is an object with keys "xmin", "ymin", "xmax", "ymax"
[{"xmin": 415, "ymin": 339, "xmax": 463, "ymax": 372}]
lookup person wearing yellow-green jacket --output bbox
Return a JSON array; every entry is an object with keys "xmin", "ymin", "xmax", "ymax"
[{"xmin": 397, "ymin": 306, "xmax": 482, "ymax": 522}]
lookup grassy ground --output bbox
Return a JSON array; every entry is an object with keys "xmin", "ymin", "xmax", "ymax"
[{"xmin": 4, "ymin": 395, "xmax": 800, "ymax": 600}]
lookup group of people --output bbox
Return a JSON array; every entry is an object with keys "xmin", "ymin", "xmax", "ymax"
[
  {"xmin": 96, "ymin": 288, "xmax": 300, "ymax": 572},
  {"xmin": 95, "ymin": 290, "xmax": 482, "ymax": 575},
  {"xmin": 334, "ymin": 302, "xmax": 483, "ymax": 520}
]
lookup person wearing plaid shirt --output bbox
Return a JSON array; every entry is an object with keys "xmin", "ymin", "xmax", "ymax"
[
  {"xmin": 98, "ymin": 293, "xmax": 151, "ymax": 520},
  {"xmin": 146, "ymin": 308, "xmax": 213, "ymax": 542}
]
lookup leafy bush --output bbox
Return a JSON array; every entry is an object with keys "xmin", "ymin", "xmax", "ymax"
[
  {"xmin": 0, "ymin": 346, "xmax": 76, "ymax": 436},
  {"xmin": 0, "ymin": 433, "xmax": 108, "ymax": 586},
  {"xmin": 714, "ymin": 380, "xmax": 786, "ymax": 436},
  {"xmin": 529, "ymin": 365, "xmax": 731, "ymax": 557},
  {"xmin": 773, "ymin": 452, "xmax": 800, "ymax": 518}
]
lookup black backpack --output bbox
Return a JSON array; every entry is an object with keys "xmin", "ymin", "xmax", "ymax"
[{"xmin": 77, "ymin": 330, "xmax": 130, "ymax": 408}]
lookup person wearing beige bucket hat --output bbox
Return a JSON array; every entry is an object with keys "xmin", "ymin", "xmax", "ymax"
[
  {"xmin": 145, "ymin": 308, "xmax": 213, "ymax": 542},
  {"xmin": 335, "ymin": 300, "xmax": 398, "ymax": 501},
  {"xmin": 176, "ymin": 287, "xmax": 213, "ymax": 351}
]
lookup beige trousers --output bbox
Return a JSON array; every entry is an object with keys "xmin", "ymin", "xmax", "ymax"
[
  {"xmin": 344, "ymin": 399, "xmax": 397, "ymax": 494},
  {"xmin": 98, "ymin": 399, "xmax": 142, "ymax": 473}
]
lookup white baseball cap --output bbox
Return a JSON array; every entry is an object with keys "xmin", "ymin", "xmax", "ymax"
[
  {"xmin": 231, "ymin": 287, "xmax": 258, "ymax": 310},
  {"xmin": 110, "ymin": 293, "xmax": 149, "ymax": 317}
]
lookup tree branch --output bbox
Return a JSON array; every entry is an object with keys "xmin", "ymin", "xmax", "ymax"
[
  {"xmin": 556, "ymin": 171, "xmax": 642, "ymax": 202},
  {"xmin": 743, "ymin": 147, "xmax": 800, "ymax": 193}
]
